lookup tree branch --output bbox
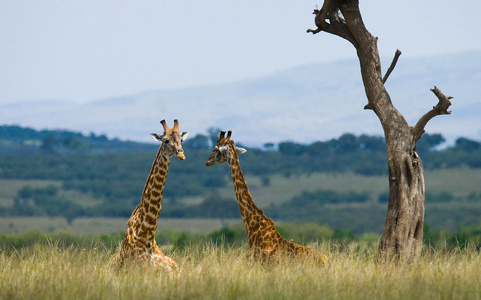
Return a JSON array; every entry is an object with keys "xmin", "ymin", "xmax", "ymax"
[
  {"xmin": 365, "ymin": 50, "xmax": 402, "ymax": 110},
  {"xmin": 411, "ymin": 86, "xmax": 453, "ymax": 142},
  {"xmin": 382, "ymin": 50, "xmax": 402, "ymax": 84},
  {"xmin": 307, "ymin": 0, "xmax": 358, "ymax": 47},
  {"xmin": 306, "ymin": 0, "xmax": 333, "ymax": 34}
]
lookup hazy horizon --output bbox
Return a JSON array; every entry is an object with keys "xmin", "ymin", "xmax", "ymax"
[{"xmin": 2, "ymin": 1, "xmax": 480, "ymax": 105}]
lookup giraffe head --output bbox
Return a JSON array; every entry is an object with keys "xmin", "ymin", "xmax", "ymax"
[
  {"xmin": 151, "ymin": 119, "xmax": 189, "ymax": 160},
  {"xmin": 206, "ymin": 130, "xmax": 247, "ymax": 166}
]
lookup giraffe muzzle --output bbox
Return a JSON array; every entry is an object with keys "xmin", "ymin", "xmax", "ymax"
[{"xmin": 177, "ymin": 151, "xmax": 186, "ymax": 161}]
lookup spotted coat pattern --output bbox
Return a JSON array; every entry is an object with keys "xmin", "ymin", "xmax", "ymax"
[
  {"xmin": 112, "ymin": 120, "xmax": 188, "ymax": 275},
  {"xmin": 206, "ymin": 131, "xmax": 329, "ymax": 265}
]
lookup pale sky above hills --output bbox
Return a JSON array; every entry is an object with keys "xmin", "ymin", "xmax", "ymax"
[{"xmin": 1, "ymin": 0, "xmax": 480, "ymax": 105}]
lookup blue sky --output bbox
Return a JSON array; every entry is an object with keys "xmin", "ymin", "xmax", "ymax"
[{"xmin": 1, "ymin": 0, "xmax": 480, "ymax": 105}]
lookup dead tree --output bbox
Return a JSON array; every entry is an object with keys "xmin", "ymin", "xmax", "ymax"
[{"xmin": 307, "ymin": 0, "xmax": 452, "ymax": 262}]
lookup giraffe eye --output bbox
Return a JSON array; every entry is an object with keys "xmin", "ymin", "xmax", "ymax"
[{"xmin": 164, "ymin": 140, "xmax": 170, "ymax": 144}]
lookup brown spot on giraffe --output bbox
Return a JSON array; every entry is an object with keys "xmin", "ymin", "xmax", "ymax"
[
  {"xmin": 111, "ymin": 119, "xmax": 189, "ymax": 276},
  {"xmin": 206, "ymin": 130, "xmax": 329, "ymax": 265}
]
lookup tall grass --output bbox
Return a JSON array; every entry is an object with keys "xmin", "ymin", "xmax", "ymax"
[{"xmin": 1, "ymin": 241, "xmax": 480, "ymax": 300}]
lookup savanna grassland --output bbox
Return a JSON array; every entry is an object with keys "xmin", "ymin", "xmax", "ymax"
[
  {"xmin": 2, "ymin": 167, "xmax": 481, "ymax": 235},
  {"xmin": 1, "ymin": 241, "xmax": 480, "ymax": 300},
  {"xmin": 1, "ymin": 126, "xmax": 481, "ymax": 299},
  {"xmin": 2, "ymin": 126, "xmax": 481, "ymax": 236}
]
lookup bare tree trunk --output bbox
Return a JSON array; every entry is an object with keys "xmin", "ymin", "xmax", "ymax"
[{"xmin": 307, "ymin": 0, "xmax": 452, "ymax": 262}]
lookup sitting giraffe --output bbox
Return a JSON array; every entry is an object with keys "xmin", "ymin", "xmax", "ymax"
[
  {"xmin": 206, "ymin": 130, "xmax": 328, "ymax": 265},
  {"xmin": 112, "ymin": 119, "xmax": 189, "ymax": 275}
]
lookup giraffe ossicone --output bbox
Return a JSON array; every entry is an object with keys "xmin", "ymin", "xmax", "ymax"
[
  {"xmin": 112, "ymin": 119, "xmax": 189, "ymax": 276},
  {"xmin": 206, "ymin": 130, "xmax": 329, "ymax": 265}
]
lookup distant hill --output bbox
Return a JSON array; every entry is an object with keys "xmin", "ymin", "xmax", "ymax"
[
  {"xmin": 1, "ymin": 51, "xmax": 480, "ymax": 146},
  {"xmin": 0, "ymin": 125, "xmax": 156, "ymax": 155}
]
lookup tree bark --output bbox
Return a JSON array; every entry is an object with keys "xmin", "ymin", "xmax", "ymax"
[{"xmin": 307, "ymin": 0, "xmax": 452, "ymax": 262}]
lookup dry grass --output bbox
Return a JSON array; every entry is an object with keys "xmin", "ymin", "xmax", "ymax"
[{"xmin": 1, "ymin": 242, "xmax": 480, "ymax": 300}]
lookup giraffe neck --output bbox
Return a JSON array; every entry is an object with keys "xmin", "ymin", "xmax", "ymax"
[
  {"xmin": 227, "ymin": 147, "xmax": 267, "ymax": 236},
  {"xmin": 131, "ymin": 145, "xmax": 171, "ymax": 243}
]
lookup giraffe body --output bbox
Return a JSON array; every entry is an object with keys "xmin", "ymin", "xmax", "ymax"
[
  {"xmin": 206, "ymin": 131, "xmax": 328, "ymax": 265},
  {"xmin": 112, "ymin": 119, "xmax": 188, "ymax": 275}
]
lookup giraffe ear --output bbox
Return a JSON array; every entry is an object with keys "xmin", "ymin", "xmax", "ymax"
[
  {"xmin": 150, "ymin": 133, "xmax": 165, "ymax": 142},
  {"xmin": 181, "ymin": 131, "xmax": 189, "ymax": 141},
  {"xmin": 236, "ymin": 147, "xmax": 247, "ymax": 154}
]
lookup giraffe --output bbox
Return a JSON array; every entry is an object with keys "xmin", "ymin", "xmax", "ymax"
[
  {"xmin": 112, "ymin": 119, "xmax": 189, "ymax": 275},
  {"xmin": 205, "ymin": 130, "xmax": 329, "ymax": 265}
]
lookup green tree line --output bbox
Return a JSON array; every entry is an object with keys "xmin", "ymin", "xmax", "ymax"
[{"xmin": 1, "ymin": 125, "xmax": 480, "ymax": 232}]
